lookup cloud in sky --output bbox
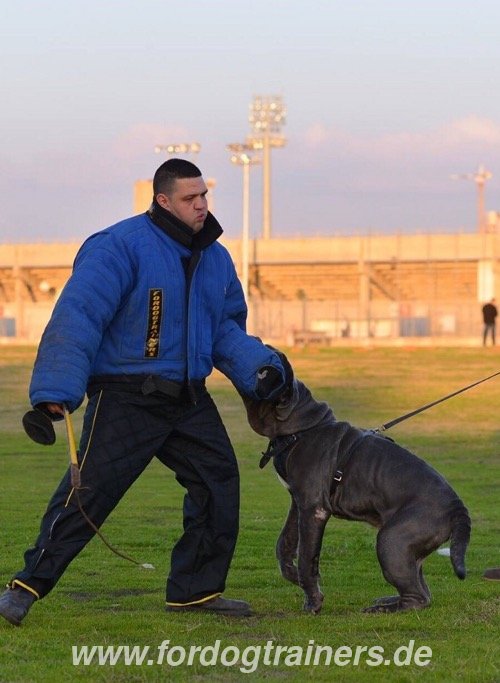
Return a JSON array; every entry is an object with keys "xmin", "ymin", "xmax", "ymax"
[
  {"xmin": 2, "ymin": 114, "xmax": 498, "ymax": 241},
  {"xmin": 303, "ymin": 116, "xmax": 500, "ymax": 160},
  {"xmin": 2, "ymin": 1, "xmax": 500, "ymax": 241},
  {"xmin": 296, "ymin": 116, "xmax": 500, "ymax": 197}
]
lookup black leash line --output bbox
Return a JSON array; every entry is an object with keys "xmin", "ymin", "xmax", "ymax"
[{"xmin": 374, "ymin": 369, "xmax": 500, "ymax": 433}]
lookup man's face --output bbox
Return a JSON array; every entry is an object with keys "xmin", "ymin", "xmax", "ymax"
[{"xmin": 157, "ymin": 176, "xmax": 208, "ymax": 233}]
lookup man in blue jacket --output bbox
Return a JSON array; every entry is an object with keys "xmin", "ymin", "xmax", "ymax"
[{"xmin": 0, "ymin": 159, "xmax": 286, "ymax": 625}]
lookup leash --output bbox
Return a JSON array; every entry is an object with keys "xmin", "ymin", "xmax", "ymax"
[
  {"xmin": 63, "ymin": 407, "xmax": 155, "ymax": 570},
  {"xmin": 374, "ymin": 369, "xmax": 500, "ymax": 433}
]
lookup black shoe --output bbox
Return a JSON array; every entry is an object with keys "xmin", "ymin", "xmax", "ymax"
[
  {"xmin": 0, "ymin": 586, "xmax": 37, "ymax": 626},
  {"xmin": 166, "ymin": 596, "xmax": 252, "ymax": 617}
]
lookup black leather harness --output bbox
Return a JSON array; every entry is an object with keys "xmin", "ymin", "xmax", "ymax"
[
  {"xmin": 259, "ymin": 433, "xmax": 299, "ymax": 470},
  {"xmin": 260, "ymin": 428, "xmax": 392, "ymax": 496}
]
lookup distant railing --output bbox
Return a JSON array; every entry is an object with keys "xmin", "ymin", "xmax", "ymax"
[{"xmin": 248, "ymin": 299, "xmax": 484, "ymax": 344}]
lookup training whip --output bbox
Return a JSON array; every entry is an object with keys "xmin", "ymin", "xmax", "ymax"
[
  {"xmin": 374, "ymin": 369, "xmax": 500, "ymax": 433},
  {"xmin": 62, "ymin": 407, "xmax": 155, "ymax": 570},
  {"xmin": 63, "ymin": 406, "xmax": 81, "ymax": 489}
]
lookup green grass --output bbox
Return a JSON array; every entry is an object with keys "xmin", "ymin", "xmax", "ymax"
[{"xmin": 0, "ymin": 346, "xmax": 499, "ymax": 682}]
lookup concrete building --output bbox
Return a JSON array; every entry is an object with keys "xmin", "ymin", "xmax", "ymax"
[{"xmin": 1, "ymin": 231, "xmax": 498, "ymax": 345}]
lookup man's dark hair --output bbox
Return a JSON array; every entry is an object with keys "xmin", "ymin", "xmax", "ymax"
[{"xmin": 153, "ymin": 158, "xmax": 202, "ymax": 197}]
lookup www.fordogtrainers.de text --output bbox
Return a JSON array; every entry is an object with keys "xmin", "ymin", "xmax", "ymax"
[{"xmin": 72, "ymin": 638, "xmax": 432, "ymax": 673}]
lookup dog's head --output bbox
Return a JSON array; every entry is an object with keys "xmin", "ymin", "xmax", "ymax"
[{"xmin": 242, "ymin": 347, "xmax": 335, "ymax": 439}]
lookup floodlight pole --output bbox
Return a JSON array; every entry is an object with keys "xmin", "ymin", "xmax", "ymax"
[
  {"xmin": 262, "ymin": 129, "xmax": 272, "ymax": 239},
  {"xmin": 476, "ymin": 170, "xmax": 490, "ymax": 234},
  {"xmin": 451, "ymin": 164, "xmax": 493, "ymax": 233},
  {"xmin": 247, "ymin": 96, "xmax": 286, "ymax": 239},
  {"xmin": 242, "ymin": 161, "xmax": 251, "ymax": 300},
  {"xmin": 226, "ymin": 144, "xmax": 261, "ymax": 301}
]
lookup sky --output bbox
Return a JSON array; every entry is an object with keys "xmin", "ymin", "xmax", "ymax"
[{"xmin": 2, "ymin": 0, "xmax": 500, "ymax": 243}]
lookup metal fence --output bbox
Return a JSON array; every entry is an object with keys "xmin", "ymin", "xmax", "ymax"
[{"xmin": 248, "ymin": 299, "xmax": 484, "ymax": 345}]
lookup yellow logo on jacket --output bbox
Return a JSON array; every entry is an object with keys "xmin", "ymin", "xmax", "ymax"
[{"xmin": 145, "ymin": 289, "xmax": 163, "ymax": 358}]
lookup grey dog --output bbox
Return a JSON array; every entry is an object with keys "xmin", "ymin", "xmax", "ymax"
[{"xmin": 242, "ymin": 352, "xmax": 471, "ymax": 615}]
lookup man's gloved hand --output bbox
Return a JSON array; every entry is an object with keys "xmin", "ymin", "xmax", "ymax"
[
  {"xmin": 255, "ymin": 366, "xmax": 284, "ymax": 400},
  {"xmin": 22, "ymin": 403, "xmax": 63, "ymax": 446}
]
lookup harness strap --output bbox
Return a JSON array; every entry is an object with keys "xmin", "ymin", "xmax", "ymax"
[
  {"xmin": 330, "ymin": 431, "xmax": 370, "ymax": 495},
  {"xmin": 330, "ymin": 429, "xmax": 394, "ymax": 495},
  {"xmin": 259, "ymin": 433, "xmax": 298, "ymax": 469}
]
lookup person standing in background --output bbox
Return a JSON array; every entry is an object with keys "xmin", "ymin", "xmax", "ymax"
[{"xmin": 482, "ymin": 298, "xmax": 498, "ymax": 346}]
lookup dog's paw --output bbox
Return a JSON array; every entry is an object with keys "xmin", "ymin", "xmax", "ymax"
[
  {"xmin": 362, "ymin": 602, "xmax": 401, "ymax": 614},
  {"xmin": 371, "ymin": 595, "xmax": 400, "ymax": 606},
  {"xmin": 303, "ymin": 592, "xmax": 324, "ymax": 614},
  {"xmin": 362, "ymin": 596, "xmax": 430, "ymax": 613}
]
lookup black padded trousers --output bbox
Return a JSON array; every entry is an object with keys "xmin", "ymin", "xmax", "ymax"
[{"xmin": 12, "ymin": 388, "xmax": 240, "ymax": 605}]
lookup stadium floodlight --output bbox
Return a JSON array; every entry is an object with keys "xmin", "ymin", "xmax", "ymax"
[
  {"xmin": 451, "ymin": 164, "xmax": 493, "ymax": 233},
  {"xmin": 248, "ymin": 96, "xmax": 286, "ymax": 135},
  {"xmin": 154, "ymin": 142, "xmax": 201, "ymax": 156},
  {"xmin": 226, "ymin": 143, "xmax": 261, "ymax": 300},
  {"xmin": 246, "ymin": 96, "xmax": 286, "ymax": 239}
]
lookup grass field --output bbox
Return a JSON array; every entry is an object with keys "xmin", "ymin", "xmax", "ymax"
[{"xmin": 0, "ymin": 345, "xmax": 498, "ymax": 682}]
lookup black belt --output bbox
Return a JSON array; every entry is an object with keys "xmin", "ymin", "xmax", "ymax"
[{"xmin": 87, "ymin": 374, "xmax": 206, "ymax": 403}]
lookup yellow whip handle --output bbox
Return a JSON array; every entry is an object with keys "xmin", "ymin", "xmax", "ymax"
[{"xmin": 63, "ymin": 406, "xmax": 81, "ymax": 489}]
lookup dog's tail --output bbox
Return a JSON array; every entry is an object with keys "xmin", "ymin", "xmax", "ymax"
[{"xmin": 449, "ymin": 500, "xmax": 471, "ymax": 580}]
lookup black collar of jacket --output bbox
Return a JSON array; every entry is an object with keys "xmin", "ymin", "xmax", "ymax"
[{"xmin": 147, "ymin": 198, "xmax": 223, "ymax": 250}]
